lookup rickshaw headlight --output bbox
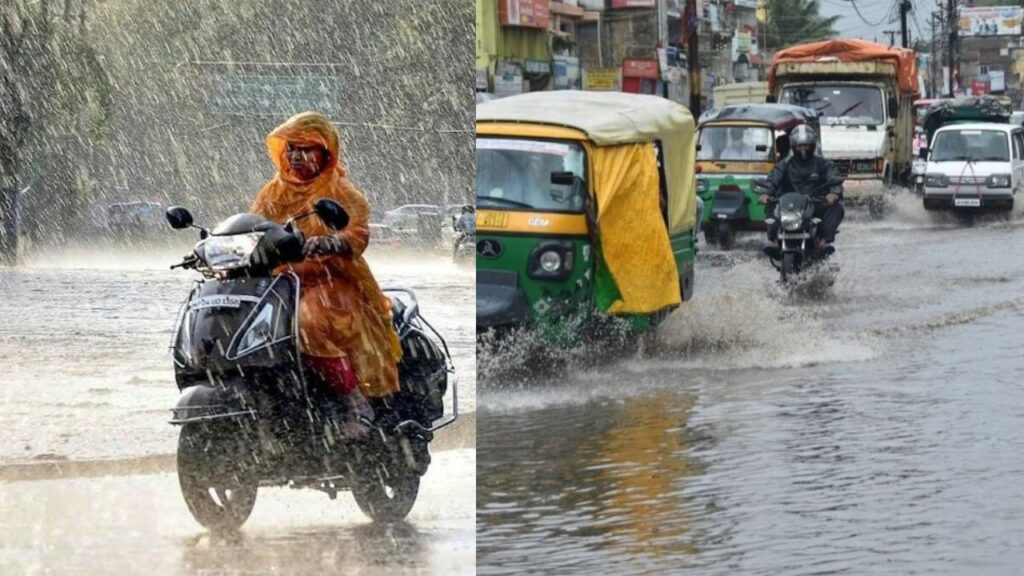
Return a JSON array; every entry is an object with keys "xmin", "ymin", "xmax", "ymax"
[{"xmin": 539, "ymin": 250, "xmax": 562, "ymax": 272}]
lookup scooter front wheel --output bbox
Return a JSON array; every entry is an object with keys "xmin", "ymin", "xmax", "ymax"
[
  {"xmin": 352, "ymin": 460, "xmax": 421, "ymax": 522},
  {"xmin": 177, "ymin": 423, "xmax": 258, "ymax": 531}
]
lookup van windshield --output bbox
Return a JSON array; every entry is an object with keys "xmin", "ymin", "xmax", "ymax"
[
  {"xmin": 780, "ymin": 85, "xmax": 885, "ymax": 126},
  {"xmin": 476, "ymin": 138, "xmax": 586, "ymax": 213},
  {"xmin": 930, "ymin": 129, "xmax": 1009, "ymax": 162}
]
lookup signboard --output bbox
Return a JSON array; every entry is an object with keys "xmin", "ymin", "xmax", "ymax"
[
  {"xmin": 494, "ymin": 62, "xmax": 524, "ymax": 98},
  {"xmin": 990, "ymin": 69, "xmax": 1006, "ymax": 91},
  {"xmin": 524, "ymin": 59, "xmax": 552, "ymax": 75},
  {"xmin": 971, "ymin": 79, "xmax": 990, "ymax": 96},
  {"xmin": 210, "ymin": 75, "xmax": 343, "ymax": 116},
  {"xmin": 958, "ymin": 6, "xmax": 1023, "ymax": 36},
  {"xmin": 611, "ymin": 0, "xmax": 656, "ymax": 7},
  {"xmin": 499, "ymin": 0, "xmax": 551, "ymax": 29},
  {"xmin": 553, "ymin": 56, "xmax": 580, "ymax": 90},
  {"xmin": 736, "ymin": 31, "xmax": 752, "ymax": 53},
  {"xmin": 584, "ymin": 68, "xmax": 621, "ymax": 91},
  {"xmin": 623, "ymin": 58, "xmax": 660, "ymax": 79}
]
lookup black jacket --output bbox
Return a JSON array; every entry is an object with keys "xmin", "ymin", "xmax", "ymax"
[{"xmin": 764, "ymin": 155, "xmax": 844, "ymax": 200}]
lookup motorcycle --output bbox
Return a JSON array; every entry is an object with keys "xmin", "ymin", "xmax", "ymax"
[
  {"xmin": 453, "ymin": 232, "xmax": 475, "ymax": 267},
  {"xmin": 756, "ymin": 179, "xmax": 837, "ymax": 283},
  {"xmin": 165, "ymin": 198, "xmax": 456, "ymax": 530}
]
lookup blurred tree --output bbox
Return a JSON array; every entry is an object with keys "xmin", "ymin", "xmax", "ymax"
[{"xmin": 763, "ymin": 0, "xmax": 840, "ymax": 52}]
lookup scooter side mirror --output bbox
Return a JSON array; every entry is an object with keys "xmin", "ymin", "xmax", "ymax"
[
  {"xmin": 313, "ymin": 198, "xmax": 350, "ymax": 230},
  {"xmin": 166, "ymin": 206, "xmax": 194, "ymax": 230}
]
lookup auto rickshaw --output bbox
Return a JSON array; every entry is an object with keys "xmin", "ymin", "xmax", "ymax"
[
  {"xmin": 695, "ymin": 103, "xmax": 819, "ymax": 249},
  {"xmin": 475, "ymin": 91, "xmax": 698, "ymax": 342}
]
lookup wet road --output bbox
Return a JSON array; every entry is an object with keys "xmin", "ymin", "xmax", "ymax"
[
  {"xmin": 478, "ymin": 192, "xmax": 1024, "ymax": 574},
  {"xmin": 0, "ymin": 247, "xmax": 474, "ymax": 464},
  {"xmin": 0, "ymin": 449, "xmax": 474, "ymax": 575}
]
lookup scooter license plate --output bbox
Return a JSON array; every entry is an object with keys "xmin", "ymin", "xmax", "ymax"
[
  {"xmin": 954, "ymin": 198, "xmax": 981, "ymax": 207},
  {"xmin": 190, "ymin": 295, "xmax": 242, "ymax": 310}
]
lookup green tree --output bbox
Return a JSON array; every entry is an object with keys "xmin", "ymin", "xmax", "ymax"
[{"xmin": 764, "ymin": 0, "xmax": 840, "ymax": 52}]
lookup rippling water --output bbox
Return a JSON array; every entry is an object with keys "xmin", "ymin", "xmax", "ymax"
[
  {"xmin": 0, "ymin": 245, "xmax": 475, "ymax": 464},
  {"xmin": 478, "ymin": 197, "xmax": 1024, "ymax": 574}
]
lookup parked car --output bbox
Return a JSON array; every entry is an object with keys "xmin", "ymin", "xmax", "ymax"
[
  {"xmin": 382, "ymin": 204, "xmax": 443, "ymax": 229},
  {"xmin": 106, "ymin": 201, "xmax": 164, "ymax": 237}
]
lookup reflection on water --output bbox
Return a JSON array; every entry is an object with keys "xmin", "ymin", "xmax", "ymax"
[{"xmin": 478, "ymin": 391, "xmax": 706, "ymax": 574}]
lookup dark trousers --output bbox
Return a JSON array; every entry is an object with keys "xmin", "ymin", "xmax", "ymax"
[{"xmin": 767, "ymin": 202, "xmax": 844, "ymax": 243}]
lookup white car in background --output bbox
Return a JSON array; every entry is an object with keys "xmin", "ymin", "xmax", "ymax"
[
  {"xmin": 381, "ymin": 204, "xmax": 443, "ymax": 229},
  {"xmin": 922, "ymin": 122, "xmax": 1023, "ymax": 213}
]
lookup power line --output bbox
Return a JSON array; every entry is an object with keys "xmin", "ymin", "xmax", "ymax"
[{"xmin": 849, "ymin": 0, "xmax": 894, "ymax": 27}]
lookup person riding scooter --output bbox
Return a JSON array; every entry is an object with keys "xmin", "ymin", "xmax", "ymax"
[
  {"xmin": 454, "ymin": 204, "xmax": 476, "ymax": 239},
  {"xmin": 250, "ymin": 111, "xmax": 403, "ymax": 439},
  {"xmin": 758, "ymin": 125, "xmax": 844, "ymax": 252}
]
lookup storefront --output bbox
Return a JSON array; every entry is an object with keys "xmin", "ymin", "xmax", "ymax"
[{"xmin": 622, "ymin": 58, "xmax": 661, "ymax": 95}]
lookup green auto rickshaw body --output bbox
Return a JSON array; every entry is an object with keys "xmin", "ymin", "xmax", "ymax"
[
  {"xmin": 696, "ymin": 103, "xmax": 820, "ymax": 246},
  {"xmin": 476, "ymin": 91, "xmax": 699, "ymax": 341}
]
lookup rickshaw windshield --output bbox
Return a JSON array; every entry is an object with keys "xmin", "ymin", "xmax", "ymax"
[
  {"xmin": 476, "ymin": 138, "xmax": 587, "ymax": 213},
  {"xmin": 697, "ymin": 126, "xmax": 773, "ymax": 161}
]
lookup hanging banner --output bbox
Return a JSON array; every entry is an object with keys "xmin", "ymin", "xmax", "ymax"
[{"xmin": 958, "ymin": 6, "xmax": 1023, "ymax": 37}]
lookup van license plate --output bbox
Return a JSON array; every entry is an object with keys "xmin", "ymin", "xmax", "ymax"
[
  {"xmin": 954, "ymin": 198, "xmax": 981, "ymax": 207},
  {"xmin": 478, "ymin": 211, "xmax": 509, "ymax": 228}
]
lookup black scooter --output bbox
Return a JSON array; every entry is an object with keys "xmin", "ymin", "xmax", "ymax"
[
  {"xmin": 166, "ymin": 199, "xmax": 456, "ymax": 530},
  {"xmin": 757, "ymin": 180, "xmax": 836, "ymax": 283}
]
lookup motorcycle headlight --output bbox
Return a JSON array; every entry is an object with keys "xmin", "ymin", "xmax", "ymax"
[
  {"xmin": 912, "ymin": 160, "xmax": 927, "ymax": 174},
  {"xmin": 539, "ymin": 250, "xmax": 562, "ymax": 272},
  {"xmin": 987, "ymin": 174, "xmax": 1012, "ymax": 188},
  {"xmin": 924, "ymin": 174, "xmax": 949, "ymax": 188},
  {"xmin": 780, "ymin": 210, "xmax": 802, "ymax": 230},
  {"xmin": 200, "ymin": 233, "xmax": 264, "ymax": 270}
]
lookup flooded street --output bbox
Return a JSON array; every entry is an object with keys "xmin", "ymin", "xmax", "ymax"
[
  {"xmin": 0, "ymin": 450, "xmax": 474, "ymax": 575},
  {"xmin": 0, "ymin": 248, "xmax": 474, "ymax": 464},
  {"xmin": 478, "ymin": 194, "xmax": 1024, "ymax": 574}
]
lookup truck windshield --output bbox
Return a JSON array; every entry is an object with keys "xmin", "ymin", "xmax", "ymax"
[
  {"xmin": 476, "ymin": 138, "xmax": 587, "ymax": 213},
  {"xmin": 697, "ymin": 126, "xmax": 773, "ymax": 161},
  {"xmin": 930, "ymin": 129, "xmax": 1009, "ymax": 162},
  {"xmin": 780, "ymin": 85, "xmax": 885, "ymax": 126}
]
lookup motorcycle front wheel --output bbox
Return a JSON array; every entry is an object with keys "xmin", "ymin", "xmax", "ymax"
[
  {"xmin": 352, "ymin": 461, "xmax": 421, "ymax": 522},
  {"xmin": 781, "ymin": 252, "xmax": 796, "ymax": 282},
  {"xmin": 177, "ymin": 423, "xmax": 258, "ymax": 531}
]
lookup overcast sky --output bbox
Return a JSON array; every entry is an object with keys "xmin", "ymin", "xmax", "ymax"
[{"xmin": 819, "ymin": 0, "xmax": 935, "ymax": 45}]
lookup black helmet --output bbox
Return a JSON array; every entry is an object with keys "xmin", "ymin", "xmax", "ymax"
[
  {"xmin": 791, "ymin": 125, "xmax": 816, "ymax": 160},
  {"xmin": 461, "ymin": 204, "xmax": 475, "ymax": 214}
]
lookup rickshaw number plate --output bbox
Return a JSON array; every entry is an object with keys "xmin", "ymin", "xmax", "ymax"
[
  {"xmin": 479, "ymin": 212, "xmax": 510, "ymax": 228},
  {"xmin": 954, "ymin": 198, "xmax": 981, "ymax": 207}
]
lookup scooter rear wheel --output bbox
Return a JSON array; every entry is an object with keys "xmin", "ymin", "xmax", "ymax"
[{"xmin": 177, "ymin": 424, "xmax": 258, "ymax": 531}]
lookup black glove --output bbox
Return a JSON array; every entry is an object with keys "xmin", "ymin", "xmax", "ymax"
[{"xmin": 303, "ymin": 235, "xmax": 350, "ymax": 256}]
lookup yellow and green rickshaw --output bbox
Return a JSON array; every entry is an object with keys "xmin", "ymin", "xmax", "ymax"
[
  {"xmin": 696, "ymin": 103, "xmax": 820, "ymax": 248},
  {"xmin": 475, "ymin": 91, "xmax": 698, "ymax": 341}
]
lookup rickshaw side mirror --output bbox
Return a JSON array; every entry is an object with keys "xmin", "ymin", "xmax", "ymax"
[
  {"xmin": 919, "ymin": 147, "xmax": 929, "ymax": 160},
  {"xmin": 695, "ymin": 144, "xmax": 702, "ymax": 151},
  {"xmin": 755, "ymin": 145, "xmax": 768, "ymax": 152},
  {"xmin": 776, "ymin": 134, "xmax": 791, "ymax": 158},
  {"xmin": 766, "ymin": 94, "xmax": 778, "ymax": 103},
  {"xmin": 551, "ymin": 171, "xmax": 576, "ymax": 186},
  {"xmin": 888, "ymin": 97, "xmax": 899, "ymax": 118}
]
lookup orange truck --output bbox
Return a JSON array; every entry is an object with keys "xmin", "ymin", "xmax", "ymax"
[{"xmin": 767, "ymin": 40, "xmax": 920, "ymax": 215}]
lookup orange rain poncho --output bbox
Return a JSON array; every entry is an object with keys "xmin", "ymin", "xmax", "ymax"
[{"xmin": 251, "ymin": 112, "xmax": 401, "ymax": 398}]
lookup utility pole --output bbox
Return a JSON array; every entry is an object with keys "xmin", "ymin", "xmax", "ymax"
[
  {"xmin": 931, "ymin": 10, "xmax": 940, "ymax": 97},
  {"xmin": 899, "ymin": 0, "xmax": 912, "ymax": 48},
  {"xmin": 947, "ymin": 0, "xmax": 957, "ymax": 97},
  {"xmin": 884, "ymin": 30, "xmax": 898, "ymax": 45},
  {"xmin": 685, "ymin": 0, "xmax": 701, "ymax": 117}
]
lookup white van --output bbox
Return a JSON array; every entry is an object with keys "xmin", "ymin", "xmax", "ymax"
[{"xmin": 922, "ymin": 122, "xmax": 1023, "ymax": 212}]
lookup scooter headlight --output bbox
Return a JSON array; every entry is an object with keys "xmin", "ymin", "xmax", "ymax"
[
  {"xmin": 780, "ymin": 210, "xmax": 802, "ymax": 231},
  {"xmin": 200, "ymin": 233, "xmax": 264, "ymax": 270}
]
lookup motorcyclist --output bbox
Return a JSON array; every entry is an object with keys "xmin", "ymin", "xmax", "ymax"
[
  {"xmin": 250, "ymin": 111, "xmax": 403, "ymax": 439},
  {"xmin": 454, "ymin": 204, "xmax": 476, "ymax": 239},
  {"xmin": 758, "ymin": 125, "xmax": 844, "ymax": 252}
]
